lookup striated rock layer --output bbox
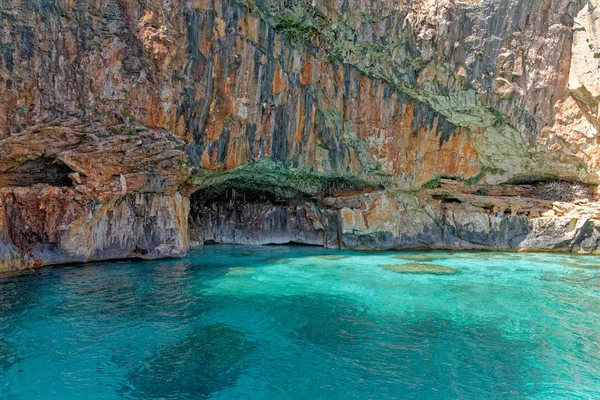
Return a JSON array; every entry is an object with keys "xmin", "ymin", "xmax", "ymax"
[{"xmin": 1, "ymin": 0, "xmax": 600, "ymax": 272}]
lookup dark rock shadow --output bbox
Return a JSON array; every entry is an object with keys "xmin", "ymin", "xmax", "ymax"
[{"xmin": 120, "ymin": 324, "xmax": 256, "ymax": 399}]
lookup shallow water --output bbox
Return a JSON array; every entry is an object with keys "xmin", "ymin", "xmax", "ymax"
[{"xmin": 1, "ymin": 245, "xmax": 600, "ymax": 399}]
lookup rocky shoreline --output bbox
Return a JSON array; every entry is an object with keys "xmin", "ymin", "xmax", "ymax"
[
  {"xmin": 3, "ymin": 160, "xmax": 600, "ymax": 274},
  {"xmin": 1, "ymin": 0, "xmax": 600, "ymax": 272},
  {"xmin": 189, "ymin": 180, "xmax": 600, "ymax": 254}
]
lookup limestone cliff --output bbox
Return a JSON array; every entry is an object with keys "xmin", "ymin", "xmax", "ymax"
[{"xmin": 1, "ymin": 0, "xmax": 600, "ymax": 272}]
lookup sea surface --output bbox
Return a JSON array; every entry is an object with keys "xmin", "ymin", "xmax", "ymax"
[{"xmin": 1, "ymin": 245, "xmax": 600, "ymax": 399}]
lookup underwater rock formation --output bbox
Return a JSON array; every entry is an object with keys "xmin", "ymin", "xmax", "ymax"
[
  {"xmin": 380, "ymin": 263, "xmax": 459, "ymax": 275},
  {"xmin": 1, "ymin": 0, "xmax": 600, "ymax": 271},
  {"xmin": 123, "ymin": 324, "xmax": 256, "ymax": 398}
]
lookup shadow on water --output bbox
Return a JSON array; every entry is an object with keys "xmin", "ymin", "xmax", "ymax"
[
  {"xmin": 189, "ymin": 245, "xmax": 359, "ymax": 267},
  {"xmin": 149, "ymin": 291, "xmax": 543, "ymax": 399},
  {"xmin": 362, "ymin": 315, "xmax": 539, "ymax": 399},
  {"xmin": 0, "ymin": 272, "xmax": 49, "ymax": 318},
  {"xmin": 243, "ymin": 294, "xmax": 541, "ymax": 399},
  {"xmin": 120, "ymin": 324, "xmax": 256, "ymax": 399}
]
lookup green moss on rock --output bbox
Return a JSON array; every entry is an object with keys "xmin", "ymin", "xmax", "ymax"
[
  {"xmin": 190, "ymin": 158, "xmax": 379, "ymax": 199},
  {"xmin": 233, "ymin": 0, "xmax": 511, "ymax": 132}
]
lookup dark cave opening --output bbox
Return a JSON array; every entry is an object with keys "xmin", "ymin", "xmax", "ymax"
[
  {"xmin": 432, "ymin": 194, "xmax": 463, "ymax": 204},
  {"xmin": 0, "ymin": 157, "xmax": 74, "ymax": 188},
  {"xmin": 189, "ymin": 183, "xmax": 341, "ymax": 248}
]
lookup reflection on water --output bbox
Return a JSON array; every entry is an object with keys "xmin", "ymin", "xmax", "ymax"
[{"xmin": 0, "ymin": 245, "xmax": 599, "ymax": 399}]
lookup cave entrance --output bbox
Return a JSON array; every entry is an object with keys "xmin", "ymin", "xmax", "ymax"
[
  {"xmin": 188, "ymin": 180, "xmax": 341, "ymax": 248},
  {"xmin": 0, "ymin": 157, "xmax": 74, "ymax": 188}
]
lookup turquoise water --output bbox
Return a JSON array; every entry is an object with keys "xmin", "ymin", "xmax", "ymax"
[{"xmin": 1, "ymin": 246, "xmax": 600, "ymax": 399}]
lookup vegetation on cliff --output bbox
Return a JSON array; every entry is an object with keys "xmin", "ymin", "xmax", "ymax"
[
  {"xmin": 190, "ymin": 158, "xmax": 382, "ymax": 200},
  {"xmin": 233, "ymin": 0, "xmax": 507, "ymax": 131}
]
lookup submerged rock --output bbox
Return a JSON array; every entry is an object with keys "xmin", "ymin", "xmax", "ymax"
[
  {"xmin": 233, "ymin": 251, "xmax": 264, "ymax": 258},
  {"xmin": 226, "ymin": 266, "xmax": 256, "ymax": 276},
  {"xmin": 123, "ymin": 324, "xmax": 256, "ymax": 399},
  {"xmin": 577, "ymin": 265, "xmax": 600, "ymax": 270},
  {"xmin": 563, "ymin": 263, "xmax": 600, "ymax": 270},
  {"xmin": 260, "ymin": 257, "xmax": 290, "ymax": 264},
  {"xmin": 381, "ymin": 263, "xmax": 458, "ymax": 275}
]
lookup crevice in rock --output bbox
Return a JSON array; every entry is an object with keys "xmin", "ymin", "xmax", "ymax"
[
  {"xmin": 503, "ymin": 177, "xmax": 597, "ymax": 202},
  {"xmin": 433, "ymin": 194, "xmax": 463, "ymax": 204},
  {"xmin": 187, "ymin": 160, "xmax": 382, "ymax": 248},
  {"xmin": 531, "ymin": 180, "xmax": 595, "ymax": 202}
]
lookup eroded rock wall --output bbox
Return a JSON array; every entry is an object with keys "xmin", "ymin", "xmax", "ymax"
[
  {"xmin": 2, "ymin": 0, "xmax": 597, "ymax": 185},
  {"xmin": 0, "ymin": 187, "xmax": 189, "ymax": 273},
  {"xmin": 332, "ymin": 189, "xmax": 600, "ymax": 253},
  {"xmin": 0, "ymin": 119, "xmax": 191, "ymax": 273},
  {"xmin": 190, "ymin": 199, "xmax": 340, "ymax": 247},
  {"xmin": 190, "ymin": 184, "xmax": 600, "ymax": 253}
]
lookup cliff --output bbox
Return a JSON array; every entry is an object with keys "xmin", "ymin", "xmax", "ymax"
[{"xmin": 1, "ymin": 0, "xmax": 600, "ymax": 272}]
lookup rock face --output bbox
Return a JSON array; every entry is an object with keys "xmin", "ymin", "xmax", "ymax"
[
  {"xmin": 190, "ymin": 199, "xmax": 340, "ymax": 248},
  {"xmin": 0, "ymin": 188, "xmax": 190, "ymax": 271},
  {"xmin": 331, "ymin": 187, "xmax": 600, "ymax": 253},
  {"xmin": 1, "ymin": 0, "xmax": 600, "ymax": 272},
  {"xmin": 0, "ymin": 119, "xmax": 190, "ymax": 273},
  {"xmin": 189, "ymin": 180, "xmax": 600, "ymax": 253}
]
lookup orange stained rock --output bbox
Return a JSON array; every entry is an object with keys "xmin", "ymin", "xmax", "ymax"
[
  {"xmin": 200, "ymin": 34, "xmax": 212, "ymax": 55},
  {"xmin": 190, "ymin": 0, "xmax": 211, "ymax": 11},
  {"xmin": 273, "ymin": 65, "xmax": 286, "ymax": 94},
  {"xmin": 146, "ymin": 96, "xmax": 163, "ymax": 129},
  {"xmin": 360, "ymin": 98, "xmax": 479, "ymax": 185},
  {"xmin": 201, "ymin": 150, "xmax": 212, "ymax": 169},
  {"xmin": 300, "ymin": 63, "xmax": 312, "ymax": 86},
  {"xmin": 241, "ymin": 14, "xmax": 256, "ymax": 41},
  {"xmin": 224, "ymin": 76, "xmax": 234, "ymax": 99},
  {"xmin": 62, "ymin": 0, "xmax": 77, "ymax": 11},
  {"xmin": 214, "ymin": 17, "xmax": 226, "ymax": 38},
  {"xmin": 225, "ymin": 136, "xmax": 249, "ymax": 169},
  {"xmin": 294, "ymin": 108, "xmax": 306, "ymax": 143},
  {"xmin": 340, "ymin": 208, "xmax": 355, "ymax": 224}
]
